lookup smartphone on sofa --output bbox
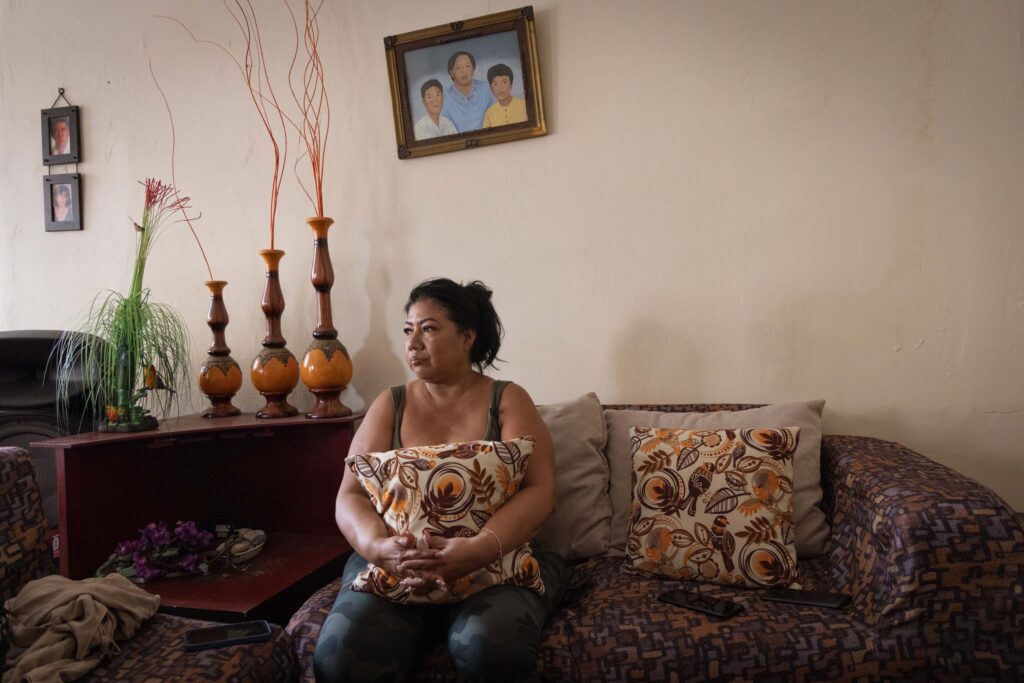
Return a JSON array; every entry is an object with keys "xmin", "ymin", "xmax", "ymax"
[
  {"xmin": 761, "ymin": 587, "xmax": 851, "ymax": 609},
  {"xmin": 182, "ymin": 620, "xmax": 272, "ymax": 652},
  {"xmin": 658, "ymin": 588, "xmax": 743, "ymax": 618}
]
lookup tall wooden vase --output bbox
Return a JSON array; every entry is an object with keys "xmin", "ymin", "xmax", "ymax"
[
  {"xmin": 300, "ymin": 217, "xmax": 353, "ymax": 419},
  {"xmin": 198, "ymin": 280, "xmax": 242, "ymax": 417},
  {"xmin": 251, "ymin": 249, "xmax": 300, "ymax": 418}
]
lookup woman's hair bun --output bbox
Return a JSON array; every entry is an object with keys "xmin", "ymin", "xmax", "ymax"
[{"xmin": 465, "ymin": 280, "xmax": 494, "ymax": 301}]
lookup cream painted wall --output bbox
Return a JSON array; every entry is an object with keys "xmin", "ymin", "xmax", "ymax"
[{"xmin": 1, "ymin": 1, "xmax": 1021, "ymax": 509}]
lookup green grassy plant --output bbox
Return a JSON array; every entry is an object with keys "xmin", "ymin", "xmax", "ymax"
[{"xmin": 53, "ymin": 179, "xmax": 193, "ymax": 432}]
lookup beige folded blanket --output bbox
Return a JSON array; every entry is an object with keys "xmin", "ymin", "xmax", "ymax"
[{"xmin": 3, "ymin": 573, "xmax": 160, "ymax": 683}]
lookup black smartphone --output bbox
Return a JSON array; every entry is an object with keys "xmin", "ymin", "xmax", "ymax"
[
  {"xmin": 761, "ymin": 587, "xmax": 851, "ymax": 609},
  {"xmin": 658, "ymin": 589, "xmax": 743, "ymax": 618},
  {"xmin": 182, "ymin": 620, "xmax": 273, "ymax": 652}
]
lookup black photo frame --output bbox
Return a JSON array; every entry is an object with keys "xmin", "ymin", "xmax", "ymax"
[
  {"xmin": 384, "ymin": 6, "xmax": 547, "ymax": 159},
  {"xmin": 41, "ymin": 106, "xmax": 81, "ymax": 165},
  {"xmin": 44, "ymin": 174, "xmax": 82, "ymax": 232}
]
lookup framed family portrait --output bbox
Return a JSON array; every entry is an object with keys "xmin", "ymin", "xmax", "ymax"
[
  {"xmin": 41, "ymin": 106, "xmax": 81, "ymax": 165},
  {"xmin": 43, "ymin": 173, "xmax": 82, "ymax": 232},
  {"xmin": 384, "ymin": 6, "xmax": 546, "ymax": 159}
]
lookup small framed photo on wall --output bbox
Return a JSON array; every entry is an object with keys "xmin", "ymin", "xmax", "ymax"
[
  {"xmin": 384, "ymin": 6, "xmax": 547, "ymax": 159},
  {"xmin": 44, "ymin": 174, "xmax": 82, "ymax": 232},
  {"xmin": 41, "ymin": 106, "xmax": 81, "ymax": 165}
]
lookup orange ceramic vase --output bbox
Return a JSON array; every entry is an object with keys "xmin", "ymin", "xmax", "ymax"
[
  {"xmin": 198, "ymin": 280, "xmax": 243, "ymax": 417},
  {"xmin": 300, "ymin": 217, "xmax": 353, "ymax": 418},
  {"xmin": 250, "ymin": 249, "xmax": 299, "ymax": 418}
]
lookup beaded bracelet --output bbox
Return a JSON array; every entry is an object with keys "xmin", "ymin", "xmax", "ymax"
[{"xmin": 481, "ymin": 528, "xmax": 503, "ymax": 563}]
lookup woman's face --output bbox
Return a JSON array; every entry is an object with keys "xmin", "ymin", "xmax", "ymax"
[
  {"xmin": 450, "ymin": 55, "xmax": 474, "ymax": 88},
  {"xmin": 55, "ymin": 188, "xmax": 69, "ymax": 208},
  {"xmin": 403, "ymin": 298, "xmax": 475, "ymax": 380}
]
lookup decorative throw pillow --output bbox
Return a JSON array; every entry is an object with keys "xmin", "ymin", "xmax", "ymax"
[
  {"xmin": 604, "ymin": 400, "xmax": 829, "ymax": 559},
  {"xmin": 626, "ymin": 427, "xmax": 800, "ymax": 588},
  {"xmin": 534, "ymin": 393, "xmax": 612, "ymax": 560},
  {"xmin": 345, "ymin": 438, "xmax": 545, "ymax": 604}
]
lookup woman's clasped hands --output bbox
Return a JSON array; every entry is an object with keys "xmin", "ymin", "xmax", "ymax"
[{"xmin": 373, "ymin": 529, "xmax": 495, "ymax": 595}]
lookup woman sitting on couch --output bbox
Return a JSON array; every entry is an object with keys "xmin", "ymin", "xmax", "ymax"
[{"xmin": 314, "ymin": 277, "xmax": 566, "ymax": 682}]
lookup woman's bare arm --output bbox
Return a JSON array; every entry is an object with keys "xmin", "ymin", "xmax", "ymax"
[
  {"xmin": 478, "ymin": 382, "xmax": 557, "ymax": 550},
  {"xmin": 335, "ymin": 389, "xmax": 439, "ymax": 574}
]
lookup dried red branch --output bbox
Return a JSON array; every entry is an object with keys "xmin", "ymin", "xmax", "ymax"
[
  {"xmin": 149, "ymin": 60, "xmax": 214, "ymax": 281},
  {"xmin": 156, "ymin": 16, "xmax": 304, "ymax": 136},
  {"xmin": 288, "ymin": 0, "xmax": 329, "ymax": 217},
  {"xmin": 157, "ymin": 6, "xmax": 292, "ymax": 251},
  {"xmin": 225, "ymin": 0, "xmax": 290, "ymax": 250},
  {"xmin": 159, "ymin": 0, "xmax": 329, "ymax": 229}
]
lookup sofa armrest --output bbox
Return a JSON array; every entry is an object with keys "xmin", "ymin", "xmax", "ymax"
[
  {"xmin": 820, "ymin": 435, "xmax": 1024, "ymax": 633},
  {"xmin": 1, "ymin": 447, "xmax": 55, "ymax": 603}
]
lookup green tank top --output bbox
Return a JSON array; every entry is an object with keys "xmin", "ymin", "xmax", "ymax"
[{"xmin": 390, "ymin": 380, "xmax": 510, "ymax": 449}]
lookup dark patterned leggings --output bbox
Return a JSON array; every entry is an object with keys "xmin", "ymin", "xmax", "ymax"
[{"xmin": 314, "ymin": 550, "xmax": 566, "ymax": 683}]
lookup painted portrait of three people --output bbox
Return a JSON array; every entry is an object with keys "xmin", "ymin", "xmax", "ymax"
[{"xmin": 407, "ymin": 30, "xmax": 528, "ymax": 141}]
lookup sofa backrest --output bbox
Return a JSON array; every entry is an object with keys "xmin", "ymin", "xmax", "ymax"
[
  {"xmin": 603, "ymin": 403, "xmax": 766, "ymax": 413},
  {"xmin": 600, "ymin": 400, "xmax": 828, "ymax": 560},
  {"xmin": 534, "ymin": 397, "xmax": 777, "ymax": 562},
  {"xmin": 535, "ymin": 396, "xmax": 829, "ymax": 562}
]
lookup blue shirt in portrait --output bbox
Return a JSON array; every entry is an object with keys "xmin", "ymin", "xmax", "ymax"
[{"xmin": 441, "ymin": 79, "xmax": 496, "ymax": 133}]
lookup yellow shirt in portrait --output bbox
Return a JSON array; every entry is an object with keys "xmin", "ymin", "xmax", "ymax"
[{"xmin": 482, "ymin": 97, "xmax": 527, "ymax": 128}]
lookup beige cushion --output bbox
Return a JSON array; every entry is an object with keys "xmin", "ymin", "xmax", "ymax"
[
  {"xmin": 345, "ymin": 438, "xmax": 545, "ymax": 604},
  {"xmin": 534, "ymin": 393, "xmax": 612, "ymax": 560},
  {"xmin": 626, "ymin": 427, "xmax": 800, "ymax": 588},
  {"xmin": 605, "ymin": 400, "xmax": 829, "ymax": 559}
]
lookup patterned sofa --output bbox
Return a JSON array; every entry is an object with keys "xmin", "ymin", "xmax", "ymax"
[
  {"xmin": 0, "ymin": 446, "xmax": 296, "ymax": 682},
  {"xmin": 287, "ymin": 403, "xmax": 1024, "ymax": 681}
]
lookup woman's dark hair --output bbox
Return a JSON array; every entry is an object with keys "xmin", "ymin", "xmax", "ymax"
[
  {"xmin": 420, "ymin": 78, "xmax": 443, "ymax": 99},
  {"xmin": 447, "ymin": 50, "xmax": 476, "ymax": 75},
  {"xmin": 406, "ymin": 278, "xmax": 503, "ymax": 371}
]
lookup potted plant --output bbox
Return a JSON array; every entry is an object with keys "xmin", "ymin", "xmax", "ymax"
[{"xmin": 53, "ymin": 179, "xmax": 193, "ymax": 432}]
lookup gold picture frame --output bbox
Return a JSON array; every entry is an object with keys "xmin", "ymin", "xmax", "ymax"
[{"xmin": 384, "ymin": 6, "xmax": 546, "ymax": 159}]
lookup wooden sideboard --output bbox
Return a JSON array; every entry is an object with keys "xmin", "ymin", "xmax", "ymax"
[{"xmin": 34, "ymin": 412, "xmax": 360, "ymax": 622}]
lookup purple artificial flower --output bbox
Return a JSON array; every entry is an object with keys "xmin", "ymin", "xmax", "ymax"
[
  {"xmin": 133, "ymin": 554, "xmax": 161, "ymax": 581},
  {"xmin": 180, "ymin": 553, "xmax": 200, "ymax": 573},
  {"xmin": 107, "ymin": 519, "xmax": 215, "ymax": 580},
  {"xmin": 139, "ymin": 521, "xmax": 171, "ymax": 550},
  {"xmin": 174, "ymin": 520, "xmax": 199, "ymax": 545},
  {"xmin": 174, "ymin": 520, "xmax": 214, "ymax": 552}
]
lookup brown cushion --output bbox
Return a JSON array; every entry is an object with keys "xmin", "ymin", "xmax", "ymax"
[
  {"xmin": 534, "ymin": 393, "xmax": 612, "ymax": 560},
  {"xmin": 345, "ymin": 438, "xmax": 544, "ymax": 603},
  {"xmin": 626, "ymin": 427, "xmax": 799, "ymax": 587},
  {"xmin": 604, "ymin": 401, "xmax": 829, "ymax": 559}
]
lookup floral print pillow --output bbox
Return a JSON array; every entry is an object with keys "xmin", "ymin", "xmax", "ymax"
[
  {"xmin": 345, "ymin": 437, "xmax": 545, "ymax": 604},
  {"xmin": 626, "ymin": 427, "xmax": 800, "ymax": 588}
]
